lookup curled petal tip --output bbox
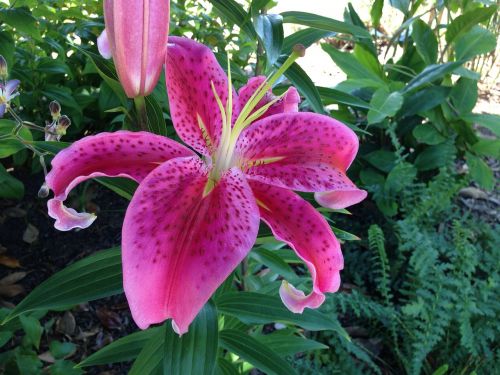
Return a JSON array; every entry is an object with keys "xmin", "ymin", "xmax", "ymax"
[
  {"xmin": 279, "ymin": 281, "xmax": 326, "ymax": 314},
  {"xmin": 315, "ymin": 189, "xmax": 368, "ymax": 210},
  {"xmin": 97, "ymin": 30, "xmax": 112, "ymax": 59},
  {"xmin": 48, "ymin": 199, "xmax": 97, "ymax": 231}
]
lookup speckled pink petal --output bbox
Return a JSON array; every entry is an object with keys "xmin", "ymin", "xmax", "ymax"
[
  {"xmin": 315, "ymin": 187, "xmax": 368, "ymax": 210},
  {"xmin": 236, "ymin": 113, "xmax": 361, "ymax": 193},
  {"xmin": 250, "ymin": 181, "xmax": 343, "ymax": 313},
  {"xmin": 97, "ymin": 29, "xmax": 112, "ymax": 59},
  {"xmin": 104, "ymin": 0, "xmax": 170, "ymax": 97},
  {"xmin": 166, "ymin": 36, "xmax": 240, "ymax": 155},
  {"xmin": 46, "ymin": 131, "xmax": 193, "ymax": 231},
  {"xmin": 122, "ymin": 157, "xmax": 259, "ymax": 334},
  {"xmin": 238, "ymin": 76, "xmax": 300, "ymax": 120}
]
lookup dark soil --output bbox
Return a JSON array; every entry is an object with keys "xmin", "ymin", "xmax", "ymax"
[{"xmin": 0, "ymin": 168, "xmax": 136, "ymax": 374}]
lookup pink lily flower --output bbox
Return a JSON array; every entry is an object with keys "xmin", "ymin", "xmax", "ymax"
[
  {"xmin": 45, "ymin": 37, "xmax": 366, "ymax": 334},
  {"xmin": 97, "ymin": 0, "xmax": 170, "ymax": 98}
]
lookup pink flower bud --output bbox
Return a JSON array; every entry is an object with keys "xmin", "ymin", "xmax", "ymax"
[{"xmin": 102, "ymin": 0, "xmax": 170, "ymax": 98}]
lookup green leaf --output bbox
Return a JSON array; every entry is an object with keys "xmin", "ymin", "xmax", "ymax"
[
  {"xmin": 445, "ymin": 6, "xmax": 497, "ymax": 44},
  {"xmin": 282, "ymin": 28, "xmax": 333, "ymax": 54},
  {"xmin": 216, "ymin": 358, "xmax": 239, "ymax": 375},
  {"xmin": 78, "ymin": 328, "xmax": 159, "ymax": 367},
  {"xmin": 455, "ymin": 26, "xmax": 497, "ymax": 61},
  {"xmin": 402, "ymin": 61, "xmax": 464, "ymax": 94},
  {"xmin": 471, "ymin": 139, "xmax": 500, "ymax": 159},
  {"xmin": 0, "ymin": 120, "xmax": 33, "ymax": 158},
  {"xmin": 209, "ymin": 0, "xmax": 257, "ymax": 38},
  {"xmin": 322, "ymin": 44, "xmax": 385, "ymax": 84},
  {"xmin": 219, "ymin": 330, "xmax": 297, "ymax": 375},
  {"xmin": 385, "ymin": 163, "xmax": 417, "ymax": 194},
  {"xmin": 0, "ymin": 330, "xmax": 12, "ymax": 348},
  {"xmin": 255, "ymin": 333, "xmax": 328, "ymax": 356},
  {"xmin": 432, "ymin": 364, "xmax": 449, "ymax": 375},
  {"xmin": 411, "ymin": 19, "xmax": 438, "ymax": 64},
  {"xmin": 0, "ymin": 31, "xmax": 15, "ymax": 67},
  {"xmin": 367, "ymin": 88, "xmax": 404, "ymax": 124},
  {"xmin": 466, "ymin": 152, "xmax": 494, "ymax": 190},
  {"xmin": 414, "ymin": 142, "xmax": 456, "ymax": 171},
  {"xmin": 363, "ymin": 150, "xmax": 397, "ymax": 173},
  {"xmin": 49, "ymin": 341, "xmax": 76, "ymax": 360},
  {"xmin": 461, "ymin": 113, "xmax": 500, "ymax": 137},
  {"xmin": 37, "ymin": 58, "xmax": 72, "ymax": 77},
  {"xmin": 318, "ymin": 87, "xmax": 371, "ymax": 109},
  {"xmin": 96, "ymin": 177, "xmax": 138, "ymax": 200},
  {"xmin": 20, "ymin": 315, "xmax": 43, "ymax": 350},
  {"xmin": 130, "ymin": 301, "xmax": 218, "ymax": 375},
  {"xmin": 412, "ymin": 124, "xmax": 447, "ymax": 145},
  {"xmin": 145, "ymin": 95, "xmax": 168, "ymax": 136},
  {"xmin": 5, "ymin": 248, "xmax": 122, "ymax": 322},
  {"xmin": 371, "ymin": 0, "xmax": 384, "ymax": 27},
  {"xmin": 450, "ymin": 78, "xmax": 478, "ymax": 116},
  {"xmin": 49, "ymin": 360, "xmax": 83, "ymax": 375},
  {"xmin": 280, "ymin": 61, "xmax": 325, "ymax": 114},
  {"xmin": 389, "ymin": 0, "xmax": 410, "ymax": 13},
  {"xmin": 281, "ymin": 11, "xmax": 371, "ymax": 40},
  {"xmin": 0, "ymin": 164, "xmax": 24, "ymax": 200},
  {"xmin": 399, "ymin": 86, "xmax": 451, "ymax": 117},
  {"xmin": 216, "ymin": 292, "xmax": 348, "ymax": 335},
  {"xmin": 250, "ymin": 248, "xmax": 296, "ymax": 280},
  {"xmin": 255, "ymin": 14, "xmax": 283, "ymax": 66},
  {"xmin": 0, "ymin": 7, "xmax": 41, "ymax": 40}
]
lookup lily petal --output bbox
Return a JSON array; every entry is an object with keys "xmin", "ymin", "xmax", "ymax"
[
  {"xmin": 122, "ymin": 157, "xmax": 259, "ymax": 333},
  {"xmin": 97, "ymin": 29, "xmax": 112, "ymax": 59},
  {"xmin": 166, "ymin": 36, "xmax": 239, "ymax": 155},
  {"xmin": 315, "ymin": 187, "xmax": 368, "ymax": 210},
  {"xmin": 238, "ymin": 76, "xmax": 300, "ymax": 120},
  {"xmin": 237, "ymin": 113, "xmax": 362, "ymax": 192},
  {"xmin": 250, "ymin": 181, "xmax": 343, "ymax": 313},
  {"xmin": 46, "ymin": 131, "xmax": 193, "ymax": 231}
]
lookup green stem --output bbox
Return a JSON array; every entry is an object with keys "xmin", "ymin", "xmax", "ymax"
[{"xmin": 134, "ymin": 96, "xmax": 149, "ymax": 131}]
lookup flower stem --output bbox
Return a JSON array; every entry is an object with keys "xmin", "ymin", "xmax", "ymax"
[{"xmin": 133, "ymin": 96, "xmax": 149, "ymax": 131}]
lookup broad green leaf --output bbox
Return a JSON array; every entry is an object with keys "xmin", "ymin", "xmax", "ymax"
[
  {"xmin": 432, "ymin": 364, "xmax": 449, "ymax": 375},
  {"xmin": 399, "ymin": 86, "xmax": 451, "ymax": 117},
  {"xmin": 254, "ymin": 14, "xmax": 283, "ymax": 66},
  {"xmin": 49, "ymin": 341, "xmax": 76, "ymax": 360},
  {"xmin": 412, "ymin": 124, "xmax": 447, "ymax": 145},
  {"xmin": 255, "ymin": 333, "xmax": 328, "ymax": 356},
  {"xmin": 367, "ymin": 88, "xmax": 404, "ymax": 124},
  {"xmin": 466, "ymin": 152, "xmax": 494, "ymax": 190},
  {"xmin": 411, "ymin": 19, "xmax": 438, "ymax": 64},
  {"xmin": 455, "ymin": 26, "xmax": 497, "ymax": 61},
  {"xmin": 219, "ymin": 330, "xmax": 297, "ymax": 375},
  {"xmin": 49, "ymin": 360, "xmax": 83, "ymax": 375},
  {"xmin": 385, "ymin": 163, "xmax": 417, "ymax": 194},
  {"xmin": 0, "ymin": 164, "xmax": 24, "ymax": 200},
  {"xmin": 282, "ymin": 28, "xmax": 333, "ymax": 54},
  {"xmin": 353, "ymin": 45, "xmax": 384, "ymax": 79},
  {"xmin": 281, "ymin": 11, "xmax": 371, "ymax": 40},
  {"xmin": 130, "ymin": 301, "xmax": 218, "ymax": 375},
  {"xmin": 322, "ymin": 44, "xmax": 385, "ymax": 84},
  {"xmin": 5, "ymin": 248, "xmax": 122, "ymax": 322},
  {"xmin": 250, "ymin": 248, "xmax": 296, "ymax": 280},
  {"xmin": 20, "ymin": 315, "xmax": 43, "ymax": 350},
  {"xmin": 0, "ymin": 331, "xmax": 12, "ymax": 348},
  {"xmin": 461, "ymin": 113, "xmax": 500, "ymax": 137},
  {"xmin": 37, "ymin": 58, "xmax": 72, "ymax": 77},
  {"xmin": 445, "ymin": 6, "xmax": 497, "ymax": 43},
  {"xmin": 280, "ymin": 61, "xmax": 325, "ymax": 114},
  {"xmin": 363, "ymin": 150, "xmax": 397, "ymax": 173},
  {"xmin": 331, "ymin": 226, "xmax": 361, "ymax": 241},
  {"xmin": 32, "ymin": 141, "xmax": 69, "ymax": 155},
  {"xmin": 215, "ymin": 292, "xmax": 348, "ymax": 336},
  {"xmin": 402, "ymin": 61, "xmax": 464, "ymax": 94},
  {"xmin": 0, "ymin": 31, "xmax": 15, "ymax": 67},
  {"xmin": 450, "ymin": 78, "xmax": 478, "ymax": 116},
  {"xmin": 216, "ymin": 358, "xmax": 239, "ymax": 375},
  {"xmin": 209, "ymin": 0, "xmax": 257, "ymax": 38},
  {"xmin": 471, "ymin": 139, "xmax": 500, "ymax": 159},
  {"xmin": 318, "ymin": 87, "xmax": 371, "ymax": 109},
  {"xmin": 414, "ymin": 142, "xmax": 456, "ymax": 171},
  {"xmin": 78, "ymin": 328, "xmax": 159, "ymax": 367},
  {"xmin": 0, "ymin": 7, "xmax": 41, "ymax": 40},
  {"xmin": 389, "ymin": 0, "xmax": 410, "ymax": 13}
]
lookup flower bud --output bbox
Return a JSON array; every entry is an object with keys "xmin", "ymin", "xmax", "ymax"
[
  {"xmin": 49, "ymin": 101, "xmax": 61, "ymax": 120},
  {"xmin": 57, "ymin": 115, "xmax": 71, "ymax": 135},
  {"xmin": 102, "ymin": 0, "xmax": 170, "ymax": 98},
  {"xmin": 0, "ymin": 55, "xmax": 7, "ymax": 79},
  {"xmin": 38, "ymin": 183, "xmax": 50, "ymax": 198}
]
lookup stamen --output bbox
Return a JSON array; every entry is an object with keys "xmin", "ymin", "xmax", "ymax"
[
  {"xmin": 210, "ymin": 81, "xmax": 227, "ymax": 133},
  {"xmin": 197, "ymin": 114, "xmax": 213, "ymax": 151},
  {"xmin": 240, "ymin": 156, "xmax": 285, "ymax": 172}
]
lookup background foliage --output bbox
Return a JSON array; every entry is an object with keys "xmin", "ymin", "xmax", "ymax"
[{"xmin": 0, "ymin": 0, "xmax": 498, "ymax": 374}]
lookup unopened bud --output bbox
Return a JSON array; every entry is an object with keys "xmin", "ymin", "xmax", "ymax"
[
  {"xmin": 0, "ymin": 55, "xmax": 7, "ymax": 79},
  {"xmin": 292, "ymin": 44, "xmax": 306, "ymax": 58},
  {"xmin": 49, "ymin": 101, "xmax": 61, "ymax": 119},
  {"xmin": 57, "ymin": 115, "xmax": 71, "ymax": 135},
  {"xmin": 38, "ymin": 183, "xmax": 50, "ymax": 198}
]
